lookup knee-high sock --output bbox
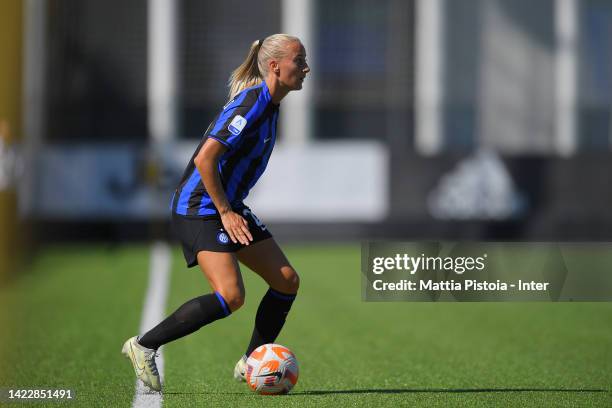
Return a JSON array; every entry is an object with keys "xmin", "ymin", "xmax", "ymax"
[
  {"xmin": 138, "ymin": 292, "xmax": 231, "ymax": 350},
  {"xmin": 245, "ymin": 288, "xmax": 296, "ymax": 357}
]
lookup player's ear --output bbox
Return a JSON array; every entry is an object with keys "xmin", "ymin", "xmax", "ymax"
[{"xmin": 269, "ymin": 59, "xmax": 280, "ymax": 75}]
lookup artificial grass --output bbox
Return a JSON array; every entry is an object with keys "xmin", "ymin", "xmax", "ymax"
[
  {"xmin": 0, "ymin": 244, "xmax": 150, "ymax": 407},
  {"xmin": 162, "ymin": 244, "xmax": 612, "ymax": 407},
  {"xmin": 0, "ymin": 243, "xmax": 610, "ymax": 407}
]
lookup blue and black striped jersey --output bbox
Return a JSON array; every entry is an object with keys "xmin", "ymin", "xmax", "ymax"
[{"xmin": 171, "ymin": 81, "xmax": 279, "ymax": 216}]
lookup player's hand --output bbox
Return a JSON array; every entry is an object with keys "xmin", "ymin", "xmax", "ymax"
[{"xmin": 220, "ymin": 211, "xmax": 253, "ymax": 245}]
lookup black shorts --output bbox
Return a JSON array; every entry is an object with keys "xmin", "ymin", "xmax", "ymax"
[{"xmin": 172, "ymin": 207, "xmax": 273, "ymax": 268}]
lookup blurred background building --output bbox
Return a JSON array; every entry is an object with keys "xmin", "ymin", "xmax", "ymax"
[{"xmin": 1, "ymin": 0, "xmax": 612, "ymax": 267}]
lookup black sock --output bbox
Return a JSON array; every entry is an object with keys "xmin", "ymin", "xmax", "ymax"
[
  {"xmin": 138, "ymin": 292, "xmax": 231, "ymax": 350},
  {"xmin": 245, "ymin": 288, "xmax": 296, "ymax": 357}
]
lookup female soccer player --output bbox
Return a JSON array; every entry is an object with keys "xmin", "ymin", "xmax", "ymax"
[{"xmin": 122, "ymin": 34, "xmax": 309, "ymax": 391}]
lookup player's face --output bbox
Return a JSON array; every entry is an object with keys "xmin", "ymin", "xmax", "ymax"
[{"xmin": 278, "ymin": 41, "xmax": 309, "ymax": 91}]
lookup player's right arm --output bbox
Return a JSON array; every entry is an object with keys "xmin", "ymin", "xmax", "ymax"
[{"xmin": 193, "ymin": 139, "xmax": 253, "ymax": 245}]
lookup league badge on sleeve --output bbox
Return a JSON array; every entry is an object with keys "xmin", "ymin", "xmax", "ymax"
[{"xmin": 228, "ymin": 115, "xmax": 247, "ymax": 136}]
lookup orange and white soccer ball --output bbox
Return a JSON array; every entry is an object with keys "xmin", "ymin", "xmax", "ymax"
[{"xmin": 245, "ymin": 343, "xmax": 299, "ymax": 395}]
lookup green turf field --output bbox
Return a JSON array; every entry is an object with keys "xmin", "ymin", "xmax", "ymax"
[{"xmin": 0, "ymin": 243, "xmax": 611, "ymax": 407}]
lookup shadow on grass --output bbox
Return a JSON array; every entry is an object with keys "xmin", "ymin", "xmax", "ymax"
[
  {"xmin": 291, "ymin": 388, "xmax": 609, "ymax": 396},
  {"xmin": 163, "ymin": 387, "xmax": 609, "ymax": 396}
]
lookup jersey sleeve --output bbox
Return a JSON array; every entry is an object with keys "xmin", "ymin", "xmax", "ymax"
[{"xmin": 206, "ymin": 88, "xmax": 267, "ymax": 150}]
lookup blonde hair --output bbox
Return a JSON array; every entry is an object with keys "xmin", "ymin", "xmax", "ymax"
[{"xmin": 228, "ymin": 34, "xmax": 301, "ymax": 100}]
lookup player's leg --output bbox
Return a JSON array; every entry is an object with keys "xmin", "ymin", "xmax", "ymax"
[
  {"xmin": 125, "ymin": 251, "xmax": 243, "ymax": 391},
  {"xmin": 138, "ymin": 251, "xmax": 243, "ymax": 350},
  {"xmin": 238, "ymin": 238, "xmax": 299, "ymax": 295},
  {"xmin": 233, "ymin": 238, "xmax": 299, "ymax": 380}
]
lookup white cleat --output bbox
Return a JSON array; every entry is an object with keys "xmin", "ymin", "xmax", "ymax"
[
  {"xmin": 233, "ymin": 355, "xmax": 247, "ymax": 382},
  {"xmin": 122, "ymin": 336, "xmax": 162, "ymax": 392}
]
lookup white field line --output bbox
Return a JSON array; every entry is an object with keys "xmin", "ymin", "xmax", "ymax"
[{"xmin": 132, "ymin": 241, "xmax": 171, "ymax": 408}]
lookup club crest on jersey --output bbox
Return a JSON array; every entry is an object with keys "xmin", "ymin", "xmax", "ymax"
[
  {"xmin": 217, "ymin": 231, "xmax": 230, "ymax": 245},
  {"xmin": 228, "ymin": 115, "xmax": 247, "ymax": 136}
]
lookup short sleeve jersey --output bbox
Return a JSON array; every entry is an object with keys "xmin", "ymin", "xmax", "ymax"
[{"xmin": 171, "ymin": 81, "xmax": 279, "ymax": 216}]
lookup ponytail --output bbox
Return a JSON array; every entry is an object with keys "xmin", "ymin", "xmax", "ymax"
[
  {"xmin": 228, "ymin": 40, "xmax": 264, "ymax": 100},
  {"xmin": 227, "ymin": 34, "xmax": 301, "ymax": 100}
]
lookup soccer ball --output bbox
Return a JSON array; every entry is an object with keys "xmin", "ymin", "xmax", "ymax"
[{"xmin": 245, "ymin": 343, "xmax": 299, "ymax": 395}]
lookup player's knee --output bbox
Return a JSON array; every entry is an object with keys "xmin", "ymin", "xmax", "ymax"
[
  {"xmin": 219, "ymin": 288, "xmax": 245, "ymax": 312},
  {"xmin": 227, "ymin": 292, "xmax": 245, "ymax": 311},
  {"xmin": 281, "ymin": 266, "xmax": 300, "ymax": 294},
  {"xmin": 228, "ymin": 296, "xmax": 244, "ymax": 312}
]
